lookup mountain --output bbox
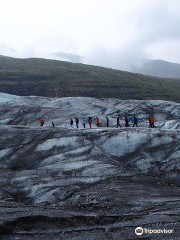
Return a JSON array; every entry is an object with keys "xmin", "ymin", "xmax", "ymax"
[
  {"xmin": 1, "ymin": 55, "xmax": 180, "ymax": 102},
  {"xmin": 49, "ymin": 51, "xmax": 83, "ymax": 63},
  {"xmin": 0, "ymin": 44, "xmax": 17, "ymax": 57},
  {"xmin": 132, "ymin": 59, "xmax": 180, "ymax": 78},
  {"xmin": 1, "ymin": 93, "xmax": 180, "ymax": 238}
]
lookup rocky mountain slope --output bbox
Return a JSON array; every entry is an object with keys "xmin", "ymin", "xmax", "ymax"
[
  {"xmin": 1, "ymin": 93, "xmax": 180, "ymax": 239},
  {"xmin": 132, "ymin": 59, "xmax": 180, "ymax": 79},
  {"xmin": 0, "ymin": 45, "xmax": 17, "ymax": 58}
]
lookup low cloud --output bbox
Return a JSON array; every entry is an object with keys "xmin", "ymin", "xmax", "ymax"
[{"xmin": 1, "ymin": 0, "xmax": 180, "ymax": 69}]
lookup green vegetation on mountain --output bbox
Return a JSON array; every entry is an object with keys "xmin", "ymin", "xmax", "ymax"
[{"xmin": 1, "ymin": 55, "xmax": 180, "ymax": 102}]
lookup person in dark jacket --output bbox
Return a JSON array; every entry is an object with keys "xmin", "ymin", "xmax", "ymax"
[
  {"xmin": 106, "ymin": 117, "xmax": 109, "ymax": 127},
  {"xmin": 52, "ymin": 121, "xmax": 55, "ymax": 128},
  {"xmin": 116, "ymin": 115, "xmax": 121, "ymax": 128},
  {"xmin": 70, "ymin": 119, "xmax": 73, "ymax": 128},
  {"xmin": 75, "ymin": 117, "xmax": 79, "ymax": 128},
  {"xmin": 88, "ymin": 116, "xmax": 92, "ymax": 128},
  {"xmin": 133, "ymin": 115, "xmax": 139, "ymax": 127},
  {"xmin": 125, "ymin": 116, "xmax": 130, "ymax": 127},
  {"xmin": 148, "ymin": 116, "xmax": 152, "ymax": 128}
]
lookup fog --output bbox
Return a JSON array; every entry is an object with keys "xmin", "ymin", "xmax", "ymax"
[{"xmin": 0, "ymin": 0, "xmax": 180, "ymax": 70}]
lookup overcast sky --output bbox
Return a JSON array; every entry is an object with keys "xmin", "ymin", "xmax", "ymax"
[{"xmin": 1, "ymin": 0, "xmax": 180, "ymax": 70}]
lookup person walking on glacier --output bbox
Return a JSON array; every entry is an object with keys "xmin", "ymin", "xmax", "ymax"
[
  {"xmin": 96, "ymin": 117, "xmax": 100, "ymax": 127},
  {"xmin": 52, "ymin": 121, "xmax": 55, "ymax": 128},
  {"xmin": 148, "ymin": 116, "xmax": 152, "ymax": 128},
  {"xmin": 70, "ymin": 119, "xmax": 73, "ymax": 128},
  {"xmin": 75, "ymin": 117, "xmax": 79, "ymax": 128},
  {"xmin": 88, "ymin": 116, "xmax": 92, "ymax": 128},
  {"xmin": 116, "ymin": 115, "xmax": 121, "ymax": 128},
  {"xmin": 106, "ymin": 116, "xmax": 109, "ymax": 127},
  {"xmin": 125, "ymin": 116, "xmax": 130, "ymax": 127},
  {"xmin": 39, "ymin": 118, "xmax": 44, "ymax": 126},
  {"xmin": 133, "ymin": 115, "xmax": 139, "ymax": 127},
  {"xmin": 150, "ymin": 115, "xmax": 156, "ymax": 128},
  {"xmin": 82, "ymin": 118, "xmax": 87, "ymax": 128}
]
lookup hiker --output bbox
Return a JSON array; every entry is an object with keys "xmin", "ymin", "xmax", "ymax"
[
  {"xmin": 125, "ymin": 116, "xmax": 130, "ymax": 127},
  {"xmin": 148, "ymin": 116, "xmax": 152, "ymax": 128},
  {"xmin": 133, "ymin": 115, "xmax": 139, "ymax": 127},
  {"xmin": 39, "ymin": 118, "xmax": 44, "ymax": 126},
  {"xmin": 75, "ymin": 117, "xmax": 79, "ymax": 128},
  {"xmin": 88, "ymin": 116, "xmax": 92, "ymax": 128},
  {"xmin": 52, "ymin": 121, "xmax": 55, "ymax": 128},
  {"xmin": 106, "ymin": 117, "xmax": 109, "ymax": 127},
  {"xmin": 70, "ymin": 119, "xmax": 73, "ymax": 128},
  {"xmin": 150, "ymin": 115, "xmax": 156, "ymax": 128},
  {"xmin": 82, "ymin": 118, "xmax": 87, "ymax": 128},
  {"xmin": 96, "ymin": 117, "xmax": 100, "ymax": 127},
  {"xmin": 116, "ymin": 115, "xmax": 121, "ymax": 128}
]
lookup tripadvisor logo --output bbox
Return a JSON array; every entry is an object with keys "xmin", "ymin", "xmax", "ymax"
[
  {"xmin": 135, "ymin": 227, "xmax": 174, "ymax": 235},
  {"xmin": 135, "ymin": 227, "xmax": 143, "ymax": 235}
]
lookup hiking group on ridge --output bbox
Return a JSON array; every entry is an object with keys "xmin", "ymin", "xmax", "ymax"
[{"xmin": 39, "ymin": 115, "xmax": 156, "ymax": 129}]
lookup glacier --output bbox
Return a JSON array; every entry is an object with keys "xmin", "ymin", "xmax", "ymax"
[{"xmin": 0, "ymin": 93, "xmax": 180, "ymax": 239}]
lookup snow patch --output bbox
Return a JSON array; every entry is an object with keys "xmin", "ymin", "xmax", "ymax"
[
  {"xmin": 36, "ymin": 137, "xmax": 79, "ymax": 151},
  {"xmin": 0, "ymin": 148, "xmax": 12, "ymax": 158},
  {"xmin": 100, "ymin": 132, "xmax": 148, "ymax": 157}
]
